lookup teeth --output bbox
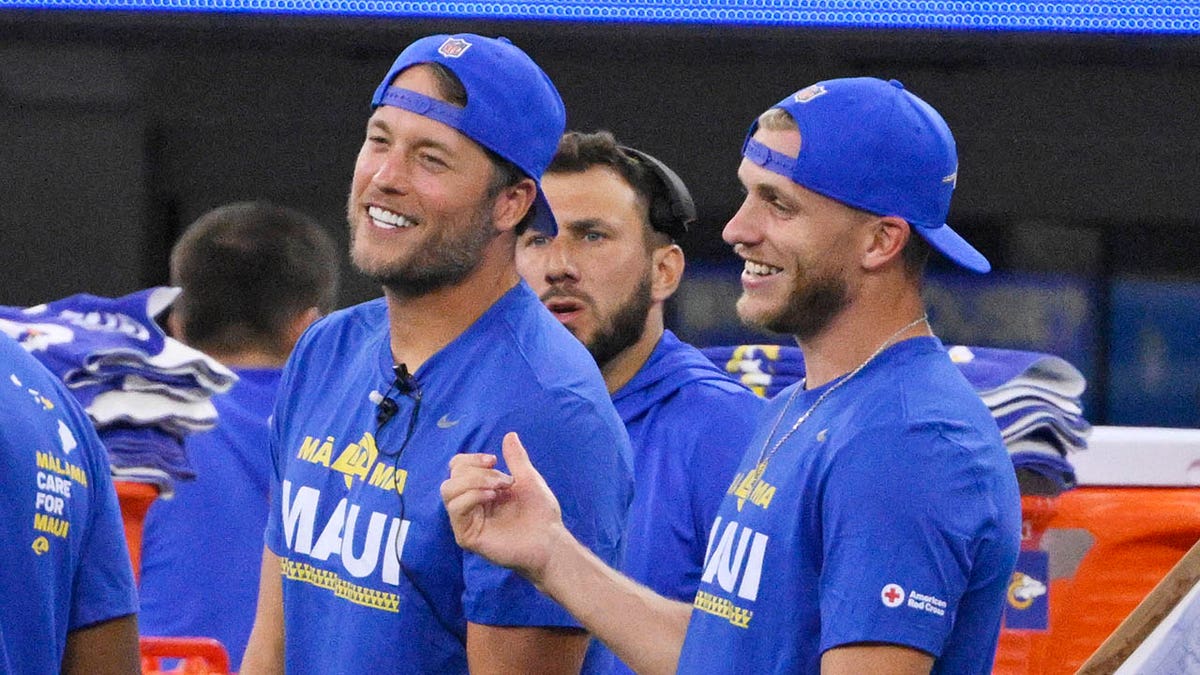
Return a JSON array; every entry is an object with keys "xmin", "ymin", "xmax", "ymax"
[
  {"xmin": 367, "ymin": 206, "xmax": 415, "ymax": 229},
  {"xmin": 744, "ymin": 260, "xmax": 782, "ymax": 276}
]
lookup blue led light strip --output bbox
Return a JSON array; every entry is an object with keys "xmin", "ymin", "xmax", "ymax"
[{"xmin": 2, "ymin": 0, "xmax": 1200, "ymax": 34}]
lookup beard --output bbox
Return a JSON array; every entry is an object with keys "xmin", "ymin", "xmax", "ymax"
[
  {"xmin": 349, "ymin": 196, "xmax": 497, "ymax": 299},
  {"xmin": 585, "ymin": 271, "xmax": 654, "ymax": 369},
  {"xmin": 740, "ymin": 265, "xmax": 849, "ymax": 341}
]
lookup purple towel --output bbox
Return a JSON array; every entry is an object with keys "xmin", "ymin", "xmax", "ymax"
[
  {"xmin": 699, "ymin": 344, "xmax": 806, "ymax": 398},
  {"xmin": 946, "ymin": 344, "xmax": 1086, "ymax": 400},
  {"xmin": 1010, "ymin": 449, "xmax": 1077, "ymax": 493},
  {"xmin": 701, "ymin": 342, "xmax": 1091, "ymax": 495},
  {"xmin": 0, "ymin": 287, "xmax": 177, "ymax": 379},
  {"xmin": 0, "ymin": 287, "xmax": 236, "ymax": 491},
  {"xmin": 102, "ymin": 425, "xmax": 195, "ymax": 497}
]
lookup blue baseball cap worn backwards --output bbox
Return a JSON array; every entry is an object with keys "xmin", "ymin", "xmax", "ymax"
[
  {"xmin": 370, "ymin": 34, "xmax": 566, "ymax": 235},
  {"xmin": 742, "ymin": 77, "xmax": 991, "ymax": 273}
]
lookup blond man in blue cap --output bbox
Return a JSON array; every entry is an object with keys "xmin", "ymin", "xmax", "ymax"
[{"xmin": 443, "ymin": 77, "xmax": 1021, "ymax": 675}]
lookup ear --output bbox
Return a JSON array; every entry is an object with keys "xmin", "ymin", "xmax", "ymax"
[
  {"xmin": 862, "ymin": 216, "xmax": 911, "ymax": 271},
  {"xmin": 284, "ymin": 306, "xmax": 322, "ymax": 352},
  {"xmin": 650, "ymin": 243, "xmax": 685, "ymax": 303},
  {"xmin": 491, "ymin": 178, "xmax": 538, "ymax": 234}
]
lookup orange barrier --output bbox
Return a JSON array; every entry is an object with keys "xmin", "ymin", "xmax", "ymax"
[
  {"xmin": 114, "ymin": 481, "xmax": 159, "ymax": 581},
  {"xmin": 140, "ymin": 636, "xmax": 231, "ymax": 674},
  {"xmin": 994, "ymin": 488, "xmax": 1200, "ymax": 674}
]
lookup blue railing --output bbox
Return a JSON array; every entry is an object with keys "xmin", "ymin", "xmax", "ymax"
[{"xmin": 2, "ymin": 1, "xmax": 1199, "ymax": 35}]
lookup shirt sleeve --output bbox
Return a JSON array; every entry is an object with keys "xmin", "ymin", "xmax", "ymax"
[{"xmin": 817, "ymin": 422, "xmax": 988, "ymax": 658}]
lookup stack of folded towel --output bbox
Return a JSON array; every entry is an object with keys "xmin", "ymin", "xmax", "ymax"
[
  {"xmin": 698, "ymin": 343, "xmax": 806, "ymax": 399},
  {"xmin": 0, "ymin": 287, "xmax": 237, "ymax": 495},
  {"xmin": 701, "ymin": 342, "xmax": 1089, "ymax": 495},
  {"xmin": 946, "ymin": 344, "xmax": 1090, "ymax": 495}
]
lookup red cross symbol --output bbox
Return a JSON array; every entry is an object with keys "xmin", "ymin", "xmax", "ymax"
[{"xmin": 881, "ymin": 583, "xmax": 905, "ymax": 608}]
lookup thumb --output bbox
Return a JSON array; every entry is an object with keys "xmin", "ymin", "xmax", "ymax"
[{"xmin": 502, "ymin": 431, "xmax": 537, "ymax": 482}]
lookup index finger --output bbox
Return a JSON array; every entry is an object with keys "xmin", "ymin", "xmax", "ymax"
[{"xmin": 449, "ymin": 452, "xmax": 499, "ymax": 472}]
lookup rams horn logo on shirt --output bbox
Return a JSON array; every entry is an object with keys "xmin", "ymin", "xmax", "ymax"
[
  {"xmin": 438, "ymin": 37, "xmax": 472, "ymax": 58},
  {"xmin": 793, "ymin": 84, "xmax": 828, "ymax": 103}
]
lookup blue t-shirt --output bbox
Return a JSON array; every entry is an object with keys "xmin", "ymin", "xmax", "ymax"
[
  {"xmin": 264, "ymin": 282, "xmax": 633, "ymax": 673},
  {"xmin": 0, "ymin": 333, "xmax": 138, "ymax": 672},
  {"xmin": 139, "ymin": 367, "xmax": 282, "ymax": 671},
  {"xmin": 600, "ymin": 330, "xmax": 763, "ymax": 675},
  {"xmin": 677, "ymin": 337, "xmax": 1021, "ymax": 674}
]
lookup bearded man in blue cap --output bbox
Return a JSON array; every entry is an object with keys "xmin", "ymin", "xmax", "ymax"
[
  {"xmin": 242, "ymin": 34, "xmax": 632, "ymax": 674},
  {"xmin": 442, "ymin": 77, "xmax": 1022, "ymax": 675}
]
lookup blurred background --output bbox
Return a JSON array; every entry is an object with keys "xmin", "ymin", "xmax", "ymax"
[{"xmin": 1, "ymin": 1, "xmax": 1197, "ymax": 427}]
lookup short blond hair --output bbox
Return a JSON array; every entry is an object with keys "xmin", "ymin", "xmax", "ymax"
[{"xmin": 757, "ymin": 107, "xmax": 798, "ymax": 132}]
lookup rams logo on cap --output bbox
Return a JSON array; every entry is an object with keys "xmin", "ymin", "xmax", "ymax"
[
  {"xmin": 942, "ymin": 170, "xmax": 958, "ymax": 188},
  {"xmin": 793, "ymin": 84, "xmax": 828, "ymax": 103},
  {"xmin": 438, "ymin": 37, "xmax": 472, "ymax": 58}
]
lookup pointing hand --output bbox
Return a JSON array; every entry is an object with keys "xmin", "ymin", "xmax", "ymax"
[{"xmin": 441, "ymin": 432, "xmax": 566, "ymax": 584}]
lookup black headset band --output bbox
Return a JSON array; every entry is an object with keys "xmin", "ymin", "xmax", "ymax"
[{"xmin": 618, "ymin": 145, "xmax": 697, "ymax": 241}]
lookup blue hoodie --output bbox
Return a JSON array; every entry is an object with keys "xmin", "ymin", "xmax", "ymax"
[{"xmin": 613, "ymin": 330, "xmax": 765, "ymax": 603}]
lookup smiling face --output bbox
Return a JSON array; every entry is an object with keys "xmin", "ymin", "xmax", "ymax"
[
  {"xmin": 723, "ymin": 126, "xmax": 872, "ymax": 340},
  {"xmin": 516, "ymin": 166, "xmax": 658, "ymax": 368},
  {"xmin": 346, "ymin": 64, "xmax": 501, "ymax": 297}
]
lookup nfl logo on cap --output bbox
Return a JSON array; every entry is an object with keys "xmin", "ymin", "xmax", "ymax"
[
  {"xmin": 438, "ymin": 37, "xmax": 472, "ymax": 58},
  {"xmin": 370, "ymin": 33, "xmax": 567, "ymax": 235},
  {"xmin": 793, "ymin": 84, "xmax": 828, "ymax": 103}
]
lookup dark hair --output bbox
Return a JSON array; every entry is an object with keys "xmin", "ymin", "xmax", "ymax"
[
  {"xmin": 169, "ymin": 201, "xmax": 340, "ymax": 354},
  {"xmin": 901, "ymin": 229, "xmax": 932, "ymax": 280},
  {"xmin": 423, "ymin": 62, "xmax": 532, "ymax": 233},
  {"xmin": 545, "ymin": 130, "xmax": 672, "ymax": 248}
]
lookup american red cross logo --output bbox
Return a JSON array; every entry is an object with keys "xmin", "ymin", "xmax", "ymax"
[{"xmin": 881, "ymin": 583, "xmax": 905, "ymax": 608}]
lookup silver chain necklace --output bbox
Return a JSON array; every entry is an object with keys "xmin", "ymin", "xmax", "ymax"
[{"xmin": 744, "ymin": 314, "xmax": 930, "ymax": 493}]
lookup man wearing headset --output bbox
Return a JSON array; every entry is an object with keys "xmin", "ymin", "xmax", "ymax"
[{"xmin": 516, "ymin": 131, "xmax": 764, "ymax": 674}]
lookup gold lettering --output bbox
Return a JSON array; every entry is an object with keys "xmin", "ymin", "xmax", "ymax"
[
  {"xmin": 750, "ymin": 482, "xmax": 776, "ymax": 509},
  {"xmin": 734, "ymin": 464, "xmax": 765, "ymax": 511},
  {"xmin": 311, "ymin": 437, "xmax": 335, "ymax": 467},
  {"xmin": 366, "ymin": 462, "xmax": 407, "ymax": 494},
  {"xmin": 331, "ymin": 432, "xmax": 380, "ymax": 484},
  {"xmin": 368, "ymin": 464, "xmax": 395, "ymax": 490},
  {"xmin": 297, "ymin": 436, "xmax": 321, "ymax": 462},
  {"xmin": 726, "ymin": 472, "xmax": 744, "ymax": 495},
  {"xmin": 33, "ymin": 513, "xmax": 69, "ymax": 538},
  {"xmin": 34, "ymin": 452, "xmax": 87, "ymax": 487}
]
